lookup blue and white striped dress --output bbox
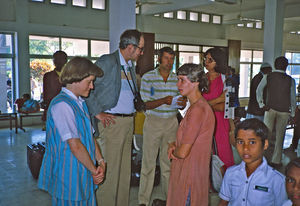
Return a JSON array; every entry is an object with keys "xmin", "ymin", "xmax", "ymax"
[{"xmin": 38, "ymin": 91, "xmax": 97, "ymax": 205}]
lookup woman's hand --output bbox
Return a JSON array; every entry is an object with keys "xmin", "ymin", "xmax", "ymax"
[
  {"xmin": 92, "ymin": 165, "xmax": 105, "ymax": 184},
  {"xmin": 167, "ymin": 142, "xmax": 178, "ymax": 160}
]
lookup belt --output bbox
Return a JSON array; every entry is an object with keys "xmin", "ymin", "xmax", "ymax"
[{"xmin": 106, "ymin": 113, "xmax": 134, "ymax": 117}]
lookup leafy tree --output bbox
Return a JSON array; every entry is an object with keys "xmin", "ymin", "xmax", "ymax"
[{"xmin": 30, "ymin": 59, "xmax": 53, "ymax": 82}]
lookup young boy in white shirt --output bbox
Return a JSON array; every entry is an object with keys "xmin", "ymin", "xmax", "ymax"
[{"xmin": 218, "ymin": 118, "xmax": 288, "ymax": 206}]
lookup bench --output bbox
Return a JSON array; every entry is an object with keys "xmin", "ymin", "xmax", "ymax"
[
  {"xmin": 19, "ymin": 112, "xmax": 43, "ymax": 132},
  {"xmin": 0, "ymin": 113, "xmax": 18, "ymax": 133}
]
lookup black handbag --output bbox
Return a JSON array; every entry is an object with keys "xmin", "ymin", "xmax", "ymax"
[
  {"xmin": 27, "ymin": 142, "xmax": 45, "ymax": 179},
  {"xmin": 122, "ymin": 66, "xmax": 146, "ymax": 112}
]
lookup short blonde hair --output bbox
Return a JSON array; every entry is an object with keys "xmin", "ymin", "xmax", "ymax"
[{"xmin": 60, "ymin": 57, "xmax": 103, "ymax": 86}]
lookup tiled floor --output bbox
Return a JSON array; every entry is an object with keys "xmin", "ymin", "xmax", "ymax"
[{"xmin": 0, "ymin": 125, "xmax": 297, "ymax": 206}]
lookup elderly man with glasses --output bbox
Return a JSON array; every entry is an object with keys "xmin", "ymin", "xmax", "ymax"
[{"xmin": 86, "ymin": 29, "xmax": 144, "ymax": 206}]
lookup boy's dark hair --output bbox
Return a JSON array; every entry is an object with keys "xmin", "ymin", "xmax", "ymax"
[
  {"xmin": 235, "ymin": 118, "xmax": 269, "ymax": 145},
  {"xmin": 285, "ymin": 157, "xmax": 300, "ymax": 175},
  {"xmin": 274, "ymin": 56, "xmax": 288, "ymax": 71},
  {"xmin": 205, "ymin": 47, "xmax": 227, "ymax": 74}
]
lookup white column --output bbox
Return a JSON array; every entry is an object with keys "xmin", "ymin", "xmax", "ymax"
[
  {"xmin": 109, "ymin": 0, "xmax": 136, "ymax": 52},
  {"xmin": 263, "ymin": 0, "xmax": 285, "ymax": 67},
  {"xmin": 15, "ymin": 0, "xmax": 30, "ymax": 98}
]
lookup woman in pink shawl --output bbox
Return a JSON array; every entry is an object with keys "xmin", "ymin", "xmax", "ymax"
[{"xmin": 202, "ymin": 47, "xmax": 234, "ymax": 169}]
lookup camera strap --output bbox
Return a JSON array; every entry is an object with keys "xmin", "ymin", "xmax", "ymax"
[{"xmin": 121, "ymin": 66, "xmax": 137, "ymax": 96}]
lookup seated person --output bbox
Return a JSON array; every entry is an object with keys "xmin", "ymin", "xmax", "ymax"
[
  {"xmin": 15, "ymin": 94, "xmax": 40, "ymax": 114},
  {"xmin": 218, "ymin": 118, "xmax": 287, "ymax": 206},
  {"xmin": 283, "ymin": 158, "xmax": 300, "ymax": 206}
]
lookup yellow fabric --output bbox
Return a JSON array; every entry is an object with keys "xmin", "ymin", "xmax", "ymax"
[{"xmin": 134, "ymin": 112, "xmax": 145, "ymax": 135}]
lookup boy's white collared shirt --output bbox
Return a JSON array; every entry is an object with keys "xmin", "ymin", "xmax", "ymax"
[{"xmin": 219, "ymin": 157, "xmax": 288, "ymax": 206}]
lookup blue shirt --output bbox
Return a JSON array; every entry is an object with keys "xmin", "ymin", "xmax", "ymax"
[
  {"xmin": 219, "ymin": 157, "xmax": 288, "ymax": 206},
  {"xmin": 105, "ymin": 49, "xmax": 135, "ymax": 114}
]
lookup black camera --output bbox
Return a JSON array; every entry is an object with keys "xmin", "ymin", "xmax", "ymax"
[{"xmin": 134, "ymin": 92, "xmax": 146, "ymax": 112}]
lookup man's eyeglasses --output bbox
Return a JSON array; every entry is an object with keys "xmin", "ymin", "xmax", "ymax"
[
  {"xmin": 204, "ymin": 57, "xmax": 215, "ymax": 63},
  {"xmin": 133, "ymin": 45, "xmax": 144, "ymax": 53}
]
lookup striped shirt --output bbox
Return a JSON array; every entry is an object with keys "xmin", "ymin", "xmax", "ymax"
[{"xmin": 141, "ymin": 68, "xmax": 179, "ymax": 118}]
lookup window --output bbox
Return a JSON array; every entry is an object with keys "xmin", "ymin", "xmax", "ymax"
[
  {"xmin": 237, "ymin": 23, "xmax": 244, "ymax": 27},
  {"xmin": 286, "ymin": 52, "xmax": 300, "ymax": 88},
  {"xmin": 136, "ymin": 7, "xmax": 140, "ymax": 14},
  {"xmin": 91, "ymin": 40, "xmax": 109, "ymax": 58},
  {"xmin": 0, "ymin": 33, "xmax": 15, "ymax": 113},
  {"xmin": 50, "ymin": 0, "xmax": 66, "ymax": 5},
  {"xmin": 189, "ymin": 12, "xmax": 198, "ymax": 21},
  {"xmin": 72, "ymin": 0, "xmax": 86, "ymax": 7},
  {"xmin": 29, "ymin": 35, "xmax": 109, "ymax": 101},
  {"xmin": 164, "ymin": 12, "xmax": 174, "ymax": 18},
  {"xmin": 179, "ymin": 45, "xmax": 201, "ymax": 66},
  {"xmin": 92, "ymin": 0, "xmax": 105, "ymax": 10},
  {"xmin": 255, "ymin": 22, "xmax": 262, "ymax": 29},
  {"xmin": 177, "ymin": 11, "xmax": 186, "ymax": 20},
  {"xmin": 239, "ymin": 49, "xmax": 263, "ymax": 97},
  {"xmin": 212, "ymin": 15, "xmax": 221, "ymax": 24},
  {"xmin": 31, "ymin": 0, "xmax": 44, "ymax": 2},
  {"xmin": 201, "ymin": 14, "xmax": 210, "ymax": 23},
  {"xmin": 154, "ymin": 14, "xmax": 160, "ymax": 17},
  {"xmin": 246, "ymin": 23, "xmax": 254, "ymax": 28},
  {"xmin": 61, "ymin": 38, "xmax": 88, "ymax": 56}
]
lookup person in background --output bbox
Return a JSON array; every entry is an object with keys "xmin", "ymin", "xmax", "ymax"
[
  {"xmin": 15, "ymin": 93, "xmax": 40, "ymax": 113},
  {"xmin": 228, "ymin": 67, "xmax": 240, "ymax": 108},
  {"xmin": 85, "ymin": 29, "xmax": 144, "ymax": 206},
  {"xmin": 247, "ymin": 62, "xmax": 272, "ymax": 121},
  {"xmin": 42, "ymin": 51, "xmax": 67, "ymax": 126},
  {"xmin": 202, "ymin": 47, "xmax": 234, "ymax": 169},
  {"xmin": 283, "ymin": 157, "xmax": 300, "ymax": 206},
  {"xmin": 167, "ymin": 64, "xmax": 215, "ymax": 206},
  {"xmin": 218, "ymin": 118, "xmax": 287, "ymax": 206},
  {"xmin": 138, "ymin": 47, "xmax": 186, "ymax": 206},
  {"xmin": 257, "ymin": 56, "xmax": 296, "ymax": 168},
  {"xmin": 38, "ymin": 57, "xmax": 105, "ymax": 206}
]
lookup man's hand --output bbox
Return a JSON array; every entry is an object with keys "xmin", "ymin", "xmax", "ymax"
[
  {"xmin": 95, "ymin": 112, "xmax": 116, "ymax": 128},
  {"xmin": 167, "ymin": 142, "xmax": 178, "ymax": 160},
  {"xmin": 163, "ymin": 96, "xmax": 173, "ymax": 105},
  {"xmin": 262, "ymin": 106, "xmax": 270, "ymax": 112},
  {"xmin": 177, "ymin": 96, "xmax": 187, "ymax": 108}
]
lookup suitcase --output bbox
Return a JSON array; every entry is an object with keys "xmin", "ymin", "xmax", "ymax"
[{"xmin": 27, "ymin": 142, "xmax": 45, "ymax": 179}]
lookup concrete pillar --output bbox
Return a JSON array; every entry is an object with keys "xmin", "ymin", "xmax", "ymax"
[
  {"xmin": 109, "ymin": 0, "xmax": 136, "ymax": 52},
  {"xmin": 15, "ymin": 0, "xmax": 30, "ymax": 99},
  {"xmin": 263, "ymin": 0, "xmax": 285, "ymax": 67}
]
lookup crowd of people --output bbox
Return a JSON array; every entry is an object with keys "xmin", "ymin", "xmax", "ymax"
[{"xmin": 36, "ymin": 28, "xmax": 299, "ymax": 206}]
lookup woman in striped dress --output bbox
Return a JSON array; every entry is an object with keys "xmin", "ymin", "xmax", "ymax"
[{"xmin": 38, "ymin": 57, "xmax": 105, "ymax": 206}]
